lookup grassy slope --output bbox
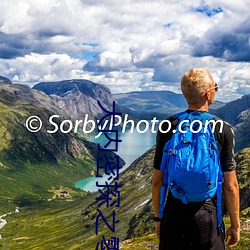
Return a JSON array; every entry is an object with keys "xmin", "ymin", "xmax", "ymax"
[
  {"xmin": 0, "ymin": 99, "xmax": 97, "ymax": 213},
  {"xmin": 1, "ymin": 147, "xmax": 249, "ymax": 249},
  {"xmin": 0, "ymin": 84, "xmax": 126, "ymax": 249},
  {"xmin": 0, "ymin": 148, "xmax": 154, "ymax": 249},
  {"xmin": 0, "ymin": 84, "xmax": 125, "ymax": 214},
  {"xmin": 0, "ymin": 199, "xmax": 90, "ymax": 250}
]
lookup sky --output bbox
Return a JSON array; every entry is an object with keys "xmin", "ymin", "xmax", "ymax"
[{"xmin": 0, "ymin": 0, "xmax": 249, "ymax": 102}]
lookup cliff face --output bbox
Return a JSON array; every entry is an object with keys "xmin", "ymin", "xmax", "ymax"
[{"xmin": 33, "ymin": 79, "xmax": 119, "ymax": 121}]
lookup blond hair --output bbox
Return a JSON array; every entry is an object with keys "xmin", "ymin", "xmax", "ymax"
[{"xmin": 181, "ymin": 68, "xmax": 214, "ymax": 104}]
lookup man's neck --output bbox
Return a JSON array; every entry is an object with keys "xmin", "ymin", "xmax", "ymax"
[{"xmin": 187, "ymin": 103, "xmax": 209, "ymax": 112}]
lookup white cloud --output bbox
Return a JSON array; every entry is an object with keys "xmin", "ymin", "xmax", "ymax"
[
  {"xmin": 0, "ymin": 0, "xmax": 249, "ymax": 101},
  {"xmin": 0, "ymin": 53, "xmax": 87, "ymax": 85}
]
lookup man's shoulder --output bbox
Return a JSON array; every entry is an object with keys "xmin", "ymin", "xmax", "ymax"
[
  {"xmin": 160, "ymin": 115, "xmax": 179, "ymax": 132},
  {"xmin": 211, "ymin": 116, "xmax": 234, "ymax": 133}
]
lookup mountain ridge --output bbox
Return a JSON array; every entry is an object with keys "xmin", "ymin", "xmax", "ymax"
[
  {"xmin": 213, "ymin": 94, "xmax": 250, "ymax": 125},
  {"xmin": 0, "ymin": 76, "xmax": 12, "ymax": 85},
  {"xmin": 33, "ymin": 79, "xmax": 120, "ymax": 121}
]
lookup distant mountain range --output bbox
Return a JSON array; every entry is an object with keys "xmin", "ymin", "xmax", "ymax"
[
  {"xmin": 113, "ymin": 90, "xmax": 249, "ymax": 152},
  {"xmin": 114, "ymin": 91, "xmax": 186, "ymax": 119},
  {"xmin": 3, "ymin": 76, "xmax": 250, "ymax": 152},
  {"xmin": 114, "ymin": 90, "xmax": 225, "ymax": 119}
]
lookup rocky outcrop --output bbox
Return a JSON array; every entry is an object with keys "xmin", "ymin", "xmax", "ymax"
[
  {"xmin": 33, "ymin": 79, "xmax": 120, "ymax": 121},
  {"xmin": 0, "ymin": 76, "xmax": 12, "ymax": 85}
]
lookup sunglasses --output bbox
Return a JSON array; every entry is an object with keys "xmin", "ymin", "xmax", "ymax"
[{"xmin": 203, "ymin": 83, "xmax": 218, "ymax": 95}]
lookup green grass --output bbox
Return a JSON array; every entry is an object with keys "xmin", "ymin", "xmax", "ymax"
[{"xmin": 0, "ymin": 198, "xmax": 89, "ymax": 250}]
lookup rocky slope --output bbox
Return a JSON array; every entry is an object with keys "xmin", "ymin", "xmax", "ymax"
[
  {"xmin": 213, "ymin": 94, "xmax": 250, "ymax": 126},
  {"xmin": 212, "ymin": 94, "xmax": 250, "ymax": 152},
  {"xmin": 0, "ymin": 76, "xmax": 12, "ymax": 85},
  {"xmin": 0, "ymin": 83, "xmax": 86, "ymax": 161},
  {"xmin": 33, "ymin": 79, "xmax": 120, "ymax": 121},
  {"xmin": 234, "ymin": 108, "xmax": 250, "ymax": 152}
]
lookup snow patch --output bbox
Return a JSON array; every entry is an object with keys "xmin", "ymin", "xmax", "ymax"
[
  {"xmin": 0, "ymin": 219, "xmax": 7, "ymax": 229},
  {"xmin": 134, "ymin": 199, "xmax": 150, "ymax": 210},
  {"xmin": 138, "ymin": 185, "xmax": 145, "ymax": 190}
]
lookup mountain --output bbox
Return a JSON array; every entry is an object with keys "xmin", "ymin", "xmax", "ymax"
[
  {"xmin": 213, "ymin": 94, "xmax": 250, "ymax": 125},
  {"xmin": 209, "ymin": 100, "xmax": 225, "ymax": 110},
  {"xmin": 114, "ymin": 91, "xmax": 186, "ymax": 119},
  {"xmin": 0, "ymin": 77, "xmax": 248, "ymax": 249},
  {"xmin": 0, "ymin": 80, "xmax": 124, "ymax": 213},
  {"xmin": 234, "ymin": 108, "xmax": 250, "ymax": 152},
  {"xmin": 211, "ymin": 94, "xmax": 250, "ymax": 152},
  {"xmin": 0, "ymin": 147, "xmax": 155, "ymax": 249},
  {"xmin": 0, "ymin": 75, "xmax": 12, "ymax": 85},
  {"xmin": 114, "ymin": 90, "xmax": 225, "ymax": 120},
  {"xmin": 33, "ymin": 79, "xmax": 120, "ymax": 121}
]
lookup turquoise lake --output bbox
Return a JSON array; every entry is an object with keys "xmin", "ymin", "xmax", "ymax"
[{"xmin": 75, "ymin": 128, "xmax": 156, "ymax": 192}]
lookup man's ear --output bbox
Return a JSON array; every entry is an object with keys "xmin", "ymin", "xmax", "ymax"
[{"xmin": 204, "ymin": 92, "xmax": 209, "ymax": 100}]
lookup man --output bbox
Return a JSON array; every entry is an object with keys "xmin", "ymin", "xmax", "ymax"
[{"xmin": 152, "ymin": 68, "xmax": 240, "ymax": 249}]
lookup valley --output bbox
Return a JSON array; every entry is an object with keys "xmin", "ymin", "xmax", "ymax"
[{"xmin": 0, "ymin": 76, "xmax": 249, "ymax": 249}]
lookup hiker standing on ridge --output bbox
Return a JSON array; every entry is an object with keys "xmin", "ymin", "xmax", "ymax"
[{"xmin": 152, "ymin": 68, "xmax": 240, "ymax": 250}]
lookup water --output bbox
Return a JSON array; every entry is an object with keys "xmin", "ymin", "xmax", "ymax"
[{"xmin": 75, "ymin": 128, "xmax": 156, "ymax": 192}]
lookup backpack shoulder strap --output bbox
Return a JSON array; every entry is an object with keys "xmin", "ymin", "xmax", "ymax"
[
  {"xmin": 201, "ymin": 112, "xmax": 217, "ymax": 120},
  {"xmin": 173, "ymin": 111, "xmax": 189, "ymax": 121},
  {"xmin": 201, "ymin": 112, "xmax": 223, "ymax": 230},
  {"xmin": 174, "ymin": 111, "xmax": 217, "ymax": 121}
]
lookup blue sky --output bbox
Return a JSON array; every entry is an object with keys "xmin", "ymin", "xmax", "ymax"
[{"xmin": 0, "ymin": 0, "xmax": 249, "ymax": 102}]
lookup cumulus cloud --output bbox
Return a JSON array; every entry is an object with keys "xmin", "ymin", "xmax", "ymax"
[
  {"xmin": 0, "ymin": 53, "xmax": 87, "ymax": 85},
  {"xmin": 193, "ymin": 18, "xmax": 250, "ymax": 62},
  {"xmin": 0, "ymin": 0, "xmax": 249, "ymax": 101}
]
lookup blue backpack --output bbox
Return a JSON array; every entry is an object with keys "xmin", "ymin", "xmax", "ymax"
[{"xmin": 158, "ymin": 111, "xmax": 223, "ymax": 228}]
